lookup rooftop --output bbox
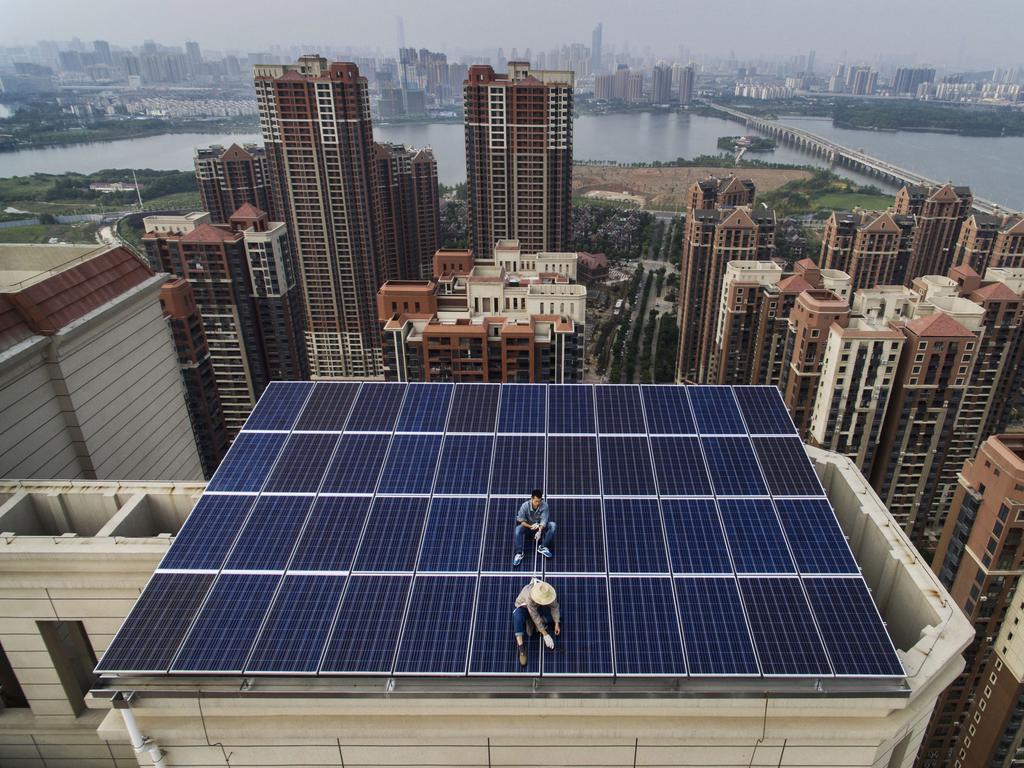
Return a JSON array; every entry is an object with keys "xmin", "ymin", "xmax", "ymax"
[
  {"xmin": 0, "ymin": 242, "xmax": 114, "ymax": 291},
  {"xmin": 95, "ymin": 383, "xmax": 909, "ymax": 693}
]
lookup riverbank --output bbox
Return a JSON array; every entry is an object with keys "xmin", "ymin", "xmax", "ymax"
[{"xmin": 573, "ymin": 164, "xmax": 813, "ymax": 211}]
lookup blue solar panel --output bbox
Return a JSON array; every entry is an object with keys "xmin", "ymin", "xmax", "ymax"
[
  {"xmin": 605, "ymin": 499, "xmax": 669, "ymax": 573},
  {"xmin": 775, "ymin": 499, "xmax": 858, "ymax": 575},
  {"xmin": 320, "ymin": 433, "xmax": 391, "ymax": 493},
  {"xmin": 446, "ymin": 384, "xmax": 499, "ymax": 432},
  {"xmin": 541, "ymin": 499, "xmax": 605, "ymax": 574},
  {"xmin": 490, "ymin": 435, "xmax": 545, "ymax": 495},
  {"xmin": 738, "ymin": 577, "xmax": 832, "ymax": 676},
  {"xmin": 263, "ymin": 433, "xmax": 339, "ymax": 493},
  {"xmin": 171, "ymin": 573, "xmax": 280, "ymax": 673},
  {"xmin": 717, "ymin": 499, "xmax": 795, "ymax": 574},
  {"xmin": 599, "ymin": 436, "xmax": 656, "ymax": 495},
  {"xmin": 547, "ymin": 436, "xmax": 599, "ymax": 496},
  {"xmin": 610, "ymin": 577, "xmax": 686, "ymax": 676},
  {"xmin": 293, "ymin": 382, "xmax": 359, "ymax": 431},
  {"xmin": 700, "ymin": 437, "xmax": 768, "ymax": 496},
  {"xmin": 498, "ymin": 384, "xmax": 546, "ymax": 433},
  {"xmin": 246, "ymin": 575, "xmax": 347, "ymax": 673},
  {"xmin": 480, "ymin": 499, "xmax": 528, "ymax": 572},
  {"xmin": 418, "ymin": 497, "xmax": 487, "ymax": 572},
  {"xmin": 376, "ymin": 434, "xmax": 443, "ymax": 494},
  {"xmin": 320, "ymin": 575, "xmax": 410, "ymax": 674},
  {"xmin": 434, "ymin": 435, "xmax": 494, "ymax": 495},
  {"xmin": 661, "ymin": 499, "xmax": 732, "ymax": 574},
  {"xmin": 541, "ymin": 577, "xmax": 613, "ymax": 676},
  {"xmin": 394, "ymin": 575, "xmax": 476, "ymax": 674},
  {"xmin": 649, "ymin": 437, "xmax": 712, "ymax": 495},
  {"xmin": 752, "ymin": 437, "xmax": 825, "ymax": 497},
  {"xmin": 595, "ymin": 385, "xmax": 646, "ymax": 434},
  {"xmin": 688, "ymin": 386, "xmax": 746, "ymax": 434},
  {"xmin": 344, "ymin": 383, "xmax": 406, "ymax": 432},
  {"xmin": 288, "ymin": 496, "xmax": 370, "ymax": 572},
  {"xmin": 640, "ymin": 386, "xmax": 696, "ymax": 434},
  {"xmin": 159, "ymin": 494, "xmax": 256, "ymax": 570},
  {"xmin": 547, "ymin": 385, "xmax": 595, "ymax": 433},
  {"xmin": 224, "ymin": 495, "xmax": 314, "ymax": 571},
  {"xmin": 734, "ymin": 386, "xmax": 796, "ymax": 435},
  {"xmin": 804, "ymin": 577, "xmax": 903, "ymax": 677},
  {"xmin": 95, "ymin": 572, "xmax": 215, "ymax": 672},
  {"xmin": 674, "ymin": 577, "xmax": 759, "ymax": 676},
  {"xmin": 351, "ymin": 497, "xmax": 429, "ymax": 572},
  {"xmin": 395, "ymin": 383, "xmax": 453, "ymax": 432},
  {"xmin": 99, "ymin": 382, "xmax": 901, "ymax": 683},
  {"xmin": 206, "ymin": 432, "xmax": 286, "ymax": 492},
  {"xmin": 469, "ymin": 576, "xmax": 541, "ymax": 674},
  {"xmin": 244, "ymin": 381, "xmax": 314, "ymax": 430}
]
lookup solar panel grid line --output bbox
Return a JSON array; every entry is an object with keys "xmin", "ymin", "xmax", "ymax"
[
  {"xmin": 312, "ymin": 386, "xmax": 418, "ymax": 675},
  {"xmin": 733, "ymin": 385, "xmax": 801, "ymax": 437},
  {"xmin": 589, "ymin": 384, "xmax": 618, "ymax": 677},
  {"xmin": 637, "ymin": 391, "xmax": 690, "ymax": 676},
  {"xmin": 160, "ymin": 394, "xmax": 319, "ymax": 671},
  {"xmin": 237, "ymin": 426, "xmax": 350, "ymax": 675},
  {"xmin": 682, "ymin": 391, "xmax": 764, "ymax": 677},
  {"xmin": 292, "ymin": 381, "xmax": 362, "ymax": 432},
  {"xmin": 394, "ymin": 574, "xmax": 480, "ymax": 676},
  {"xmin": 733, "ymin": 414, "xmax": 838, "ymax": 677},
  {"xmin": 384, "ymin": 388, "xmax": 464, "ymax": 676},
  {"xmin": 239, "ymin": 380, "xmax": 316, "ymax": 432}
]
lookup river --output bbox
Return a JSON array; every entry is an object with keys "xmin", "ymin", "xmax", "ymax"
[{"xmin": 0, "ymin": 111, "xmax": 1020, "ymax": 209}]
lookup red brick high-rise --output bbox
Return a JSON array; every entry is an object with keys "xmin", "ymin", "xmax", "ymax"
[
  {"xmin": 894, "ymin": 183, "xmax": 973, "ymax": 283},
  {"xmin": 194, "ymin": 143, "xmax": 282, "ymax": 225},
  {"xmin": 254, "ymin": 56, "xmax": 385, "ymax": 378},
  {"xmin": 374, "ymin": 143, "xmax": 440, "ymax": 281},
  {"xmin": 464, "ymin": 62, "xmax": 574, "ymax": 256}
]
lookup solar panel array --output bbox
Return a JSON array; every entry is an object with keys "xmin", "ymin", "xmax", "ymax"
[{"xmin": 96, "ymin": 383, "xmax": 904, "ymax": 680}]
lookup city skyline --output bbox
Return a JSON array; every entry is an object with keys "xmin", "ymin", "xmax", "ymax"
[{"xmin": 1, "ymin": 0, "xmax": 1022, "ymax": 69}]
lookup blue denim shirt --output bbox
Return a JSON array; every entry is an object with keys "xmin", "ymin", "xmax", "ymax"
[{"xmin": 516, "ymin": 499, "xmax": 549, "ymax": 527}]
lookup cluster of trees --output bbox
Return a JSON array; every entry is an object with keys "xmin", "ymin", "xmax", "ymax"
[
  {"xmin": 653, "ymin": 313, "xmax": 679, "ymax": 383},
  {"xmin": 571, "ymin": 205, "xmax": 656, "ymax": 262},
  {"xmin": 833, "ymin": 100, "xmax": 1024, "ymax": 137}
]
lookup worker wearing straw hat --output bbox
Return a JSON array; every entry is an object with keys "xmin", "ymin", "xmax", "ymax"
[{"xmin": 512, "ymin": 579, "xmax": 560, "ymax": 667}]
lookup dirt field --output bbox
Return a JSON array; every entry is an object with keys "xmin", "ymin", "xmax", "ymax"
[{"xmin": 573, "ymin": 165, "xmax": 813, "ymax": 211}]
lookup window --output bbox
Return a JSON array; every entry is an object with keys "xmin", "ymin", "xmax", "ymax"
[{"xmin": 0, "ymin": 642, "xmax": 28, "ymax": 708}]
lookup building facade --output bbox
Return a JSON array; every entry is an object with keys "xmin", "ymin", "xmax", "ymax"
[
  {"xmin": 677, "ymin": 203, "xmax": 775, "ymax": 383},
  {"xmin": 194, "ymin": 143, "xmax": 281, "ymax": 224},
  {"xmin": 143, "ymin": 207, "xmax": 307, "ymax": 436},
  {"xmin": 464, "ymin": 62, "xmax": 574, "ymax": 256},
  {"xmin": 373, "ymin": 142, "xmax": 440, "ymax": 280},
  {"xmin": 159, "ymin": 278, "xmax": 228, "ymax": 478},
  {"xmin": 378, "ymin": 243, "xmax": 585, "ymax": 382},
  {"xmin": 0, "ymin": 244, "xmax": 203, "ymax": 482},
  {"xmin": 819, "ymin": 210, "xmax": 916, "ymax": 289},
  {"xmin": 953, "ymin": 213, "xmax": 1024, "ymax": 274},
  {"xmin": 925, "ymin": 435, "xmax": 1024, "ymax": 767},
  {"xmin": 254, "ymin": 56, "xmax": 385, "ymax": 378},
  {"xmin": 894, "ymin": 183, "xmax": 974, "ymax": 283}
]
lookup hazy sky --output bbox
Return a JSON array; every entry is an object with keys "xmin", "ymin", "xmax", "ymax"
[{"xmin": 2, "ymin": 0, "xmax": 1021, "ymax": 68}]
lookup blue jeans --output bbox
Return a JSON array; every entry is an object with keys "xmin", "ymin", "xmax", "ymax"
[
  {"xmin": 513, "ymin": 605, "xmax": 553, "ymax": 639},
  {"xmin": 514, "ymin": 521, "xmax": 556, "ymax": 555}
]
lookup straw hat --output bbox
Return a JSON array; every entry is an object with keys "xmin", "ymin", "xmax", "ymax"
[{"xmin": 530, "ymin": 580, "xmax": 557, "ymax": 606}]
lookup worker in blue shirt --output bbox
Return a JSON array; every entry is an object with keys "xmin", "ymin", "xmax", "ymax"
[{"xmin": 512, "ymin": 488, "xmax": 556, "ymax": 566}]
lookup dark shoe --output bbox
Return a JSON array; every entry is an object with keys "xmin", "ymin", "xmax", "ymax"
[
  {"xmin": 518, "ymin": 644, "xmax": 528, "ymax": 667},
  {"xmin": 537, "ymin": 546, "xmax": 552, "ymax": 558}
]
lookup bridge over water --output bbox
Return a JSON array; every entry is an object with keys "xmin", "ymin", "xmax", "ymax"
[{"xmin": 708, "ymin": 103, "xmax": 1014, "ymax": 215}]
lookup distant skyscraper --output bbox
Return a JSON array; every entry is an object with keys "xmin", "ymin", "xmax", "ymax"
[
  {"xmin": 254, "ymin": 56, "xmax": 386, "ymax": 378},
  {"xmin": 194, "ymin": 143, "xmax": 279, "ymax": 225},
  {"xmin": 93, "ymin": 39, "xmax": 112, "ymax": 66},
  {"xmin": 591, "ymin": 22, "xmax": 603, "ymax": 74},
  {"xmin": 185, "ymin": 41, "xmax": 202, "ymax": 76},
  {"xmin": 806, "ymin": 49, "xmax": 816, "ymax": 75},
  {"xmin": 651, "ymin": 63, "xmax": 672, "ymax": 104},
  {"xmin": 464, "ymin": 61, "xmax": 574, "ymax": 255},
  {"xmin": 893, "ymin": 66, "xmax": 935, "ymax": 95},
  {"xmin": 678, "ymin": 63, "xmax": 696, "ymax": 105},
  {"xmin": 143, "ymin": 207, "xmax": 308, "ymax": 435}
]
